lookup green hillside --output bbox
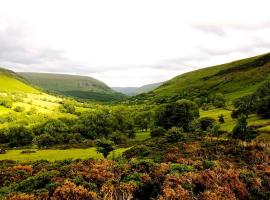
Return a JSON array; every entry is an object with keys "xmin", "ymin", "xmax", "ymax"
[
  {"xmin": 113, "ymin": 82, "xmax": 163, "ymax": 96},
  {"xmin": 19, "ymin": 72, "xmax": 126, "ymax": 102},
  {"xmin": 133, "ymin": 53, "xmax": 270, "ymax": 103},
  {"xmin": 0, "ymin": 68, "xmax": 39, "ymax": 93}
]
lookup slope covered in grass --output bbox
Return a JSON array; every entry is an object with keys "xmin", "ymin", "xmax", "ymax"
[
  {"xmin": 113, "ymin": 82, "xmax": 163, "ymax": 96},
  {"xmin": 132, "ymin": 53, "xmax": 270, "ymax": 103},
  {"xmin": 19, "ymin": 72, "xmax": 126, "ymax": 102},
  {"xmin": 0, "ymin": 68, "xmax": 38, "ymax": 93}
]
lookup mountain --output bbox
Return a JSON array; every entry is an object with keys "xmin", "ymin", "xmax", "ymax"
[
  {"xmin": 19, "ymin": 72, "xmax": 126, "ymax": 102},
  {"xmin": 0, "ymin": 67, "xmax": 39, "ymax": 93},
  {"xmin": 132, "ymin": 53, "xmax": 270, "ymax": 103},
  {"xmin": 113, "ymin": 82, "xmax": 163, "ymax": 96}
]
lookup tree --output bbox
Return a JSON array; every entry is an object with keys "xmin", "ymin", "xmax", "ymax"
[
  {"xmin": 34, "ymin": 134, "xmax": 55, "ymax": 148},
  {"xmin": 134, "ymin": 111, "xmax": 153, "ymax": 132},
  {"xmin": 257, "ymin": 96, "xmax": 270, "ymax": 118},
  {"xmin": 218, "ymin": 114, "xmax": 225, "ymax": 123},
  {"xmin": 95, "ymin": 138, "xmax": 114, "ymax": 158},
  {"xmin": 199, "ymin": 117, "xmax": 215, "ymax": 131},
  {"xmin": 80, "ymin": 110, "xmax": 113, "ymax": 139},
  {"xmin": 155, "ymin": 99, "xmax": 199, "ymax": 131},
  {"xmin": 212, "ymin": 93, "xmax": 226, "ymax": 108},
  {"xmin": 8, "ymin": 126, "xmax": 34, "ymax": 147},
  {"xmin": 232, "ymin": 114, "xmax": 248, "ymax": 140}
]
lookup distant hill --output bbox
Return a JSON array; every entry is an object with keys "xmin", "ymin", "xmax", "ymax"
[
  {"xmin": 113, "ymin": 82, "xmax": 163, "ymax": 96},
  {"xmin": 19, "ymin": 73, "xmax": 126, "ymax": 102},
  {"xmin": 0, "ymin": 67, "xmax": 39, "ymax": 93},
  {"xmin": 131, "ymin": 53, "xmax": 270, "ymax": 103}
]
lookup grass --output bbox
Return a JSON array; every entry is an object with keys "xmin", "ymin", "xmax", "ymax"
[
  {"xmin": 135, "ymin": 131, "xmax": 151, "ymax": 141},
  {"xmin": 200, "ymin": 108, "xmax": 235, "ymax": 132},
  {"xmin": 0, "ymin": 72, "xmax": 38, "ymax": 93},
  {"xmin": 133, "ymin": 53, "xmax": 270, "ymax": 103},
  {"xmin": 0, "ymin": 147, "xmax": 129, "ymax": 162}
]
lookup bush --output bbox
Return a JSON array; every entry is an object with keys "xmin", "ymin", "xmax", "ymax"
[
  {"xmin": 218, "ymin": 114, "xmax": 225, "ymax": 123},
  {"xmin": 169, "ymin": 164, "xmax": 195, "ymax": 174},
  {"xmin": 14, "ymin": 106, "xmax": 24, "ymax": 112},
  {"xmin": 123, "ymin": 145, "xmax": 150, "ymax": 159},
  {"xmin": 232, "ymin": 114, "xmax": 248, "ymax": 140},
  {"xmin": 199, "ymin": 117, "xmax": 215, "ymax": 131},
  {"xmin": 202, "ymin": 159, "xmax": 215, "ymax": 169},
  {"xmin": 150, "ymin": 127, "xmax": 166, "ymax": 137},
  {"xmin": 257, "ymin": 96, "xmax": 270, "ymax": 118},
  {"xmin": 166, "ymin": 127, "xmax": 184, "ymax": 143},
  {"xmin": 34, "ymin": 134, "xmax": 55, "ymax": 148},
  {"xmin": 8, "ymin": 126, "xmax": 34, "ymax": 147},
  {"xmin": 110, "ymin": 131, "xmax": 128, "ymax": 145}
]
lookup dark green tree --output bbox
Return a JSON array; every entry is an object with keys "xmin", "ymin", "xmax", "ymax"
[
  {"xmin": 155, "ymin": 99, "xmax": 199, "ymax": 131},
  {"xmin": 95, "ymin": 138, "xmax": 114, "ymax": 158},
  {"xmin": 232, "ymin": 114, "xmax": 248, "ymax": 140}
]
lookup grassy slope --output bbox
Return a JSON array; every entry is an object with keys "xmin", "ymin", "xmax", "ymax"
[
  {"xmin": 113, "ymin": 82, "xmax": 163, "ymax": 96},
  {"xmin": 19, "ymin": 72, "xmax": 126, "ymax": 101},
  {"xmin": 0, "ymin": 68, "xmax": 38, "ymax": 93},
  {"xmin": 134, "ymin": 53, "xmax": 270, "ymax": 102}
]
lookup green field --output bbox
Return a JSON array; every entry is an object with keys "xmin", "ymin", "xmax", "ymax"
[{"xmin": 0, "ymin": 147, "xmax": 129, "ymax": 162}]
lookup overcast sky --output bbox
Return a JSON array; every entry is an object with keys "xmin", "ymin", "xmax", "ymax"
[{"xmin": 0, "ymin": 0, "xmax": 269, "ymax": 87}]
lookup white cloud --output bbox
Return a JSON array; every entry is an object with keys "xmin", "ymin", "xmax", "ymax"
[{"xmin": 0, "ymin": 0, "xmax": 269, "ymax": 86}]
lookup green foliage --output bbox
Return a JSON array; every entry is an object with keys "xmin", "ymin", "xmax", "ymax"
[
  {"xmin": 202, "ymin": 159, "xmax": 215, "ymax": 169},
  {"xmin": 95, "ymin": 138, "xmax": 115, "ymax": 158},
  {"xmin": 59, "ymin": 100, "xmax": 76, "ymax": 114},
  {"xmin": 13, "ymin": 106, "xmax": 24, "ymax": 112},
  {"xmin": 150, "ymin": 127, "xmax": 166, "ymax": 137},
  {"xmin": 169, "ymin": 164, "xmax": 195, "ymax": 174},
  {"xmin": 199, "ymin": 117, "xmax": 215, "ymax": 131},
  {"xmin": 232, "ymin": 114, "xmax": 248, "ymax": 140},
  {"xmin": 123, "ymin": 145, "xmax": 150, "ymax": 159},
  {"xmin": 257, "ymin": 97, "xmax": 270, "ymax": 119},
  {"xmin": 218, "ymin": 114, "xmax": 225, "ymax": 123},
  {"xmin": 155, "ymin": 99, "xmax": 199, "ymax": 131},
  {"xmin": 134, "ymin": 111, "xmax": 153, "ymax": 131},
  {"xmin": 34, "ymin": 134, "xmax": 55, "ymax": 148},
  {"xmin": 7, "ymin": 126, "xmax": 34, "ymax": 147},
  {"xmin": 166, "ymin": 127, "xmax": 184, "ymax": 143},
  {"xmin": 110, "ymin": 131, "xmax": 128, "ymax": 145},
  {"xmin": 13, "ymin": 170, "xmax": 59, "ymax": 193}
]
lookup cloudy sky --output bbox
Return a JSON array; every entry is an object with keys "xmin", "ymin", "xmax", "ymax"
[{"xmin": 0, "ymin": 0, "xmax": 269, "ymax": 87}]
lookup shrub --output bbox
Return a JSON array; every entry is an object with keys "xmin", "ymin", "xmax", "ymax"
[
  {"xmin": 150, "ymin": 127, "xmax": 166, "ymax": 137},
  {"xmin": 166, "ymin": 127, "xmax": 184, "ymax": 143},
  {"xmin": 199, "ymin": 117, "xmax": 215, "ymax": 131},
  {"xmin": 34, "ymin": 134, "xmax": 55, "ymax": 148},
  {"xmin": 169, "ymin": 164, "xmax": 195, "ymax": 174},
  {"xmin": 202, "ymin": 159, "xmax": 215, "ymax": 169},
  {"xmin": 14, "ymin": 106, "xmax": 24, "ymax": 112},
  {"xmin": 218, "ymin": 114, "xmax": 225, "ymax": 123},
  {"xmin": 8, "ymin": 126, "xmax": 34, "ymax": 147},
  {"xmin": 232, "ymin": 114, "xmax": 248, "ymax": 140},
  {"xmin": 110, "ymin": 131, "xmax": 128, "ymax": 145},
  {"xmin": 124, "ymin": 145, "xmax": 150, "ymax": 159},
  {"xmin": 257, "ymin": 96, "xmax": 270, "ymax": 118}
]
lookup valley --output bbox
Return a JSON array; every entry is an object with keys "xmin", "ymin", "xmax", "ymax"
[{"xmin": 0, "ymin": 53, "xmax": 270, "ymax": 199}]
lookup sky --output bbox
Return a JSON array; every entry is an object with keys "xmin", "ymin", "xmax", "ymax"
[{"xmin": 0, "ymin": 0, "xmax": 269, "ymax": 87}]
